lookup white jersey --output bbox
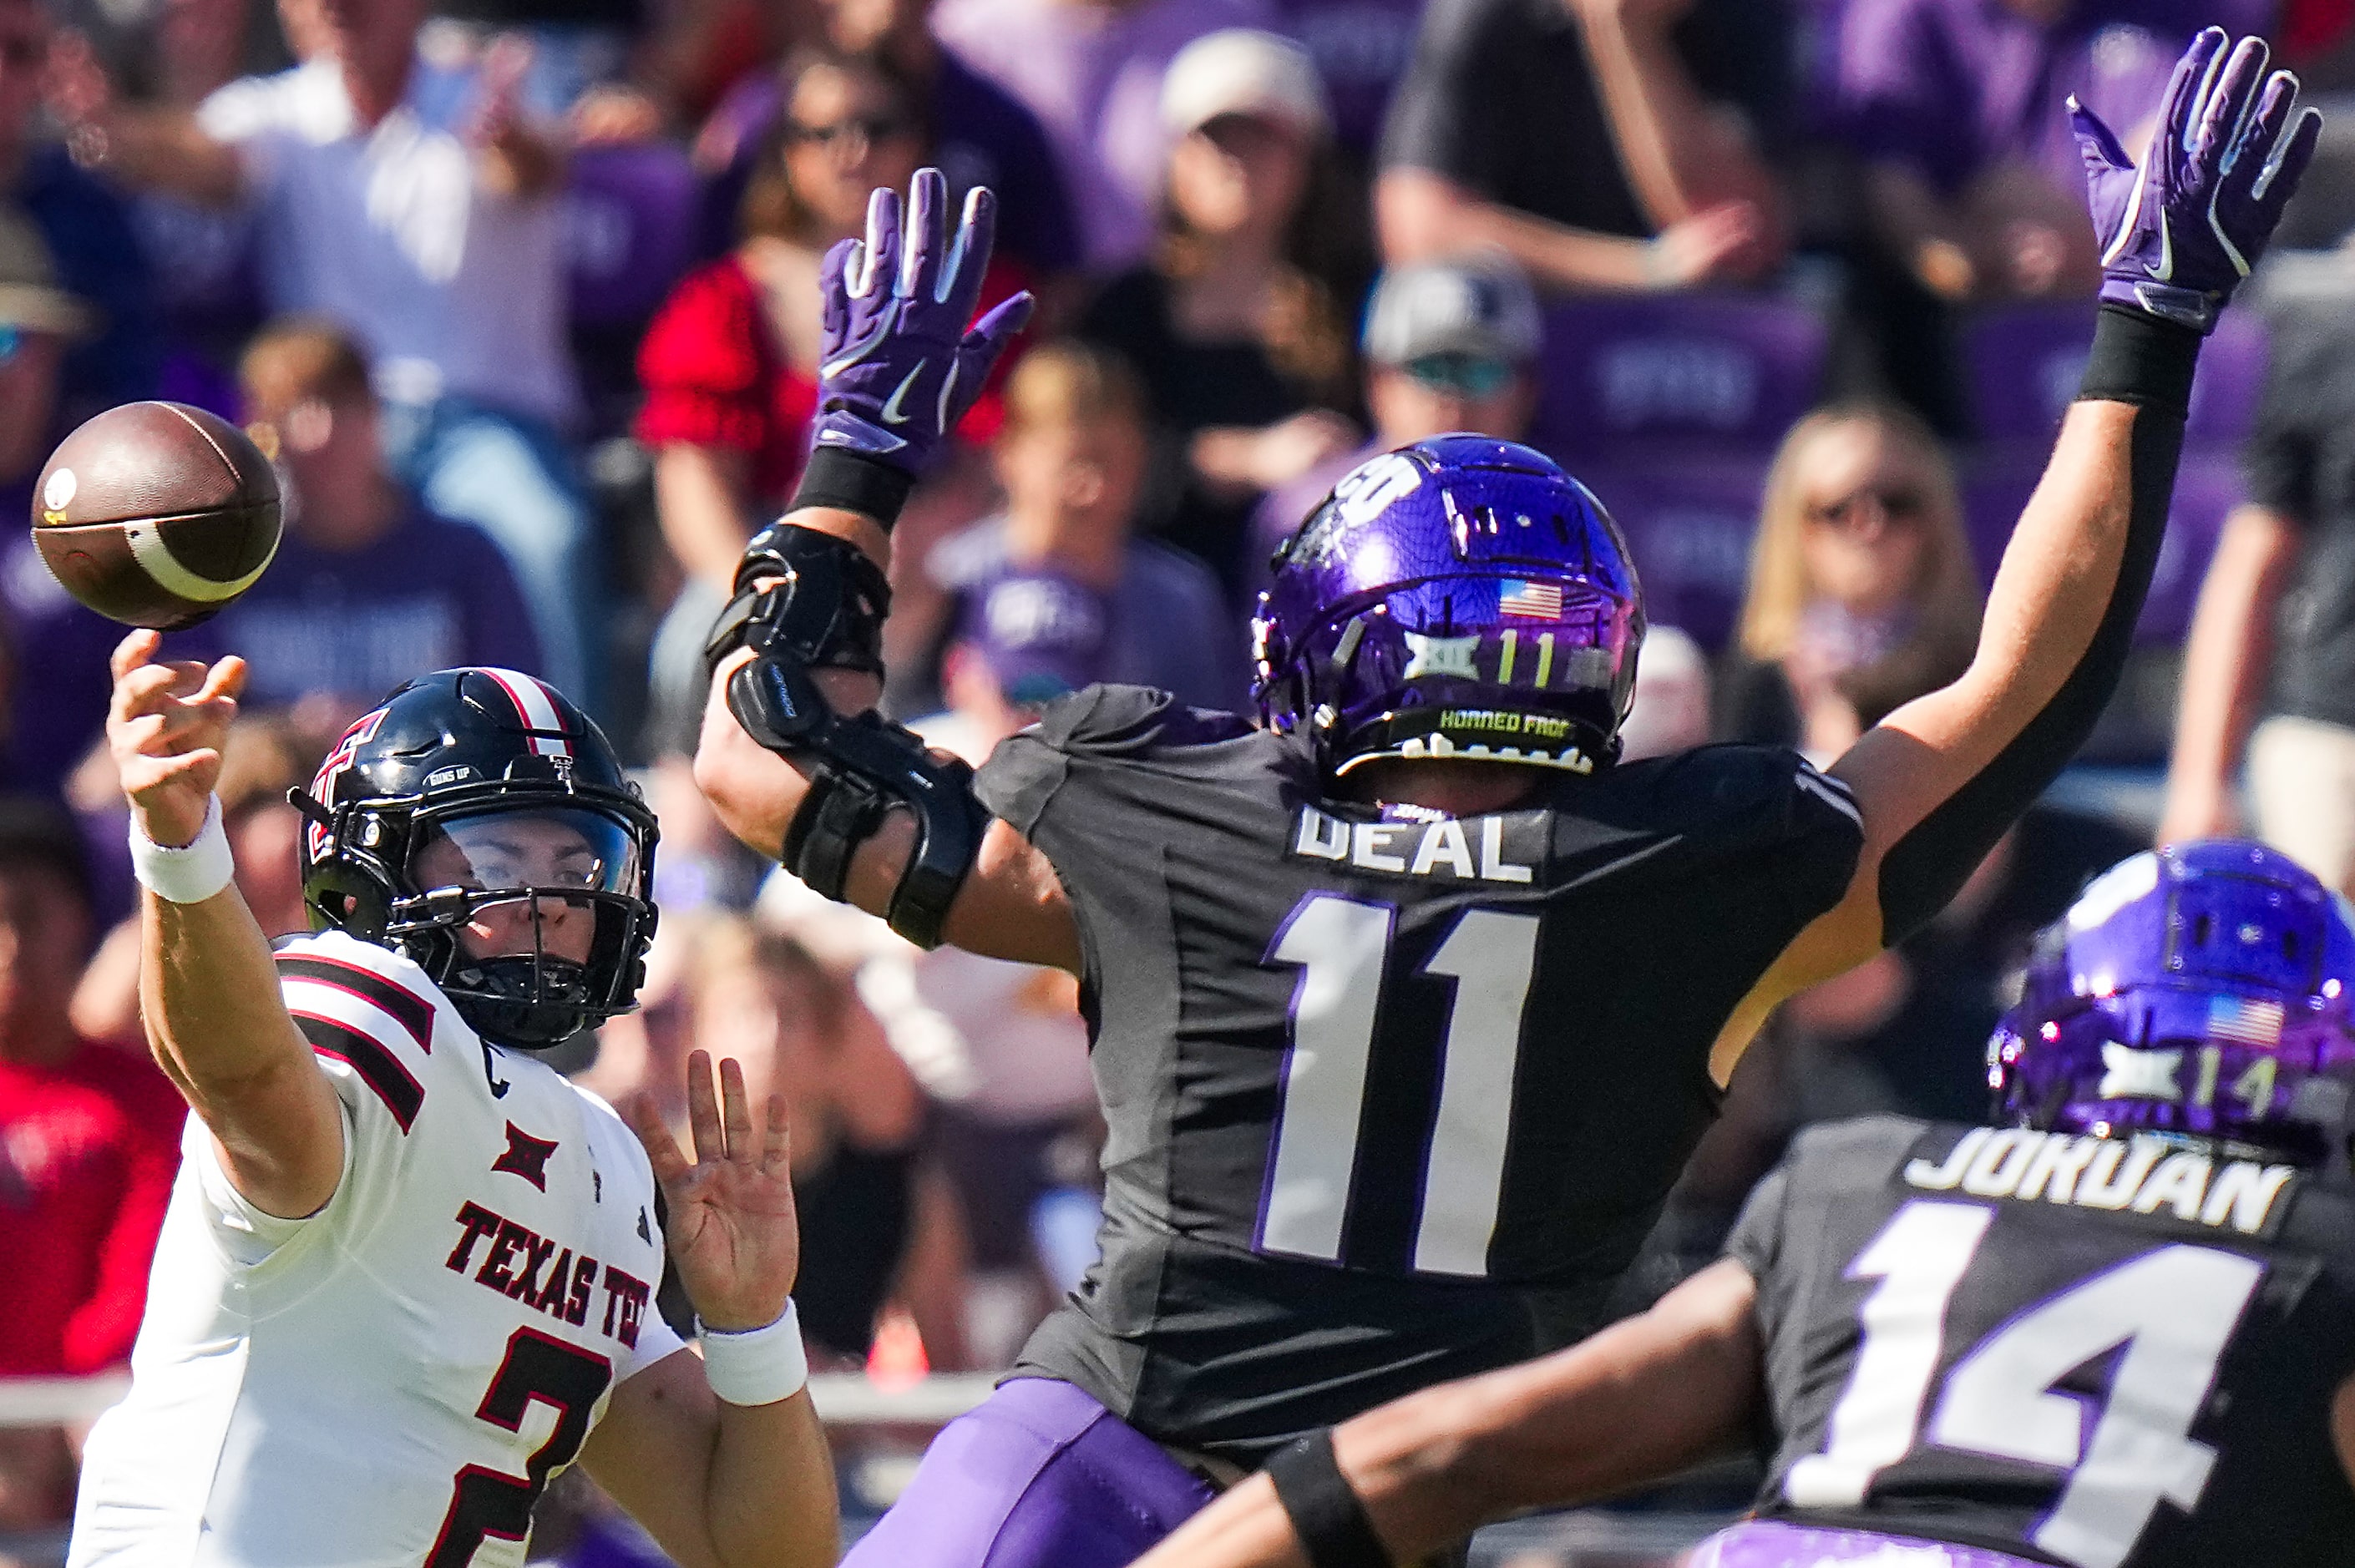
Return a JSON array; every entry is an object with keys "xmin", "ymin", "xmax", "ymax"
[{"xmin": 70, "ymin": 930, "xmax": 685, "ymax": 1568}]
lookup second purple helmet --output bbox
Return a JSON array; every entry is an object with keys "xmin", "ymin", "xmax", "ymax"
[
  {"xmin": 1252, "ymin": 436, "xmax": 1643, "ymax": 776},
  {"xmin": 1991, "ymin": 839, "xmax": 2355, "ymax": 1161}
]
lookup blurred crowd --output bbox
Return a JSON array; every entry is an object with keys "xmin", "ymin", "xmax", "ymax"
[{"xmin": 10, "ymin": 0, "xmax": 2355, "ymax": 1557}]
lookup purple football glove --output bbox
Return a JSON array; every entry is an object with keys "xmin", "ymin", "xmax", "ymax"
[
  {"xmin": 813, "ymin": 168, "xmax": 1036, "ymax": 474},
  {"xmin": 2075, "ymin": 29, "xmax": 2321, "ymax": 335}
]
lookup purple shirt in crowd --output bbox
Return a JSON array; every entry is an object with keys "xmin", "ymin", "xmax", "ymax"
[
  {"xmin": 0, "ymin": 492, "xmax": 541, "ymax": 803},
  {"xmin": 1829, "ymin": 0, "xmax": 2270, "ymax": 198},
  {"xmin": 200, "ymin": 507, "xmax": 542, "ymax": 711}
]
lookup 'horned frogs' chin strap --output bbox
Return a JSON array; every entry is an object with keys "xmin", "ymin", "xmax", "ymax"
[{"xmin": 703, "ymin": 522, "xmax": 988, "ymax": 949}]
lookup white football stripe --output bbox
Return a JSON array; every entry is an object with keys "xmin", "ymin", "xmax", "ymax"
[{"xmin": 121, "ymin": 515, "xmax": 277, "ymax": 604}]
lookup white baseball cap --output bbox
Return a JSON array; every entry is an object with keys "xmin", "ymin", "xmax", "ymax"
[
  {"xmin": 1361, "ymin": 254, "xmax": 1543, "ymax": 367},
  {"xmin": 1160, "ymin": 29, "xmax": 1330, "ymax": 142}
]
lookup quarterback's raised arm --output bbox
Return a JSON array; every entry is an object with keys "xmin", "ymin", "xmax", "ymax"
[
  {"xmin": 1132, "ymin": 1259, "xmax": 1762, "ymax": 1568},
  {"xmin": 691, "ymin": 169, "xmax": 1078, "ymax": 970},
  {"xmin": 108, "ymin": 630, "xmax": 345, "ymax": 1219},
  {"xmin": 584, "ymin": 1053, "xmax": 838, "ymax": 1568},
  {"xmin": 1721, "ymin": 32, "xmax": 2322, "ymax": 1066}
]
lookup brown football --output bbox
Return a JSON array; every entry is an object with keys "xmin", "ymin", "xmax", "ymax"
[{"xmin": 30, "ymin": 402, "xmax": 281, "ymax": 630}]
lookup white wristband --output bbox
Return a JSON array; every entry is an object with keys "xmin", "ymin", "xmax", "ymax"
[
  {"xmin": 129, "ymin": 795, "xmax": 236, "ymax": 904},
  {"xmin": 698, "ymin": 1299, "xmax": 809, "ymax": 1406}
]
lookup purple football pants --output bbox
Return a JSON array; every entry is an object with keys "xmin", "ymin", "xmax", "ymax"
[
  {"xmin": 841, "ymin": 1378, "xmax": 1218, "ymax": 1568},
  {"xmin": 1689, "ymin": 1520, "xmax": 2051, "ymax": 1568}
]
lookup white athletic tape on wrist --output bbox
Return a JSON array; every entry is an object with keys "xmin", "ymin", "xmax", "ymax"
[
  {"xmin": 129, "ymin": 794, "xmax": 236, "ymax": 904},
  {"xmin": 698, "ymin": 1299, "xmax": 809, "ymax": 1406}
]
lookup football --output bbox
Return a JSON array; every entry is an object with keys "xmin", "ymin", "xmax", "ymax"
[{"xmin": 30, "ymin": 401, "xmax": 281, "ymax": 630}]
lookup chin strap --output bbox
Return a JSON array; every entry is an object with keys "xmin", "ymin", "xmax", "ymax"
[{"xmin": 706, "ymin": 524, "xmax": 988, "ymax": 950}]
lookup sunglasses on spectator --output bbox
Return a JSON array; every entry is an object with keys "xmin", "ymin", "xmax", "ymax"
[
  {"xmin": 1402, "ymin": 352, "xmax": 1517, "ymax": 399},
  {"xmin": 1807, "ymin": 487, "xmax": 1927, "ymax": 531},
  {"xmin": 0, "ymin": 326, "xmax": 20, "ymax": 366},
  {"xmin": 786, "ymin": 114, "xmax": 912, "ymax": 148}
]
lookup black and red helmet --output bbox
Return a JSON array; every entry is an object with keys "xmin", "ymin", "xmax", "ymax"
[{"xmin": 295, "ymin": 668, "xmax": 659, "ymax": 1050}]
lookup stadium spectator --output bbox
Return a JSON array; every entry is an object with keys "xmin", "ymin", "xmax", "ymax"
[
  {"xmin": 48, "ymin": 0, "xmax": 601, "ymax": 709},
  {"xmin": 1828, "ymin": 0, "xmax": 2250, "ymax": 301},
  {"xmin": 1375, "ymin": 0, "xmax": 1782, "ymax": 291},
  {"xmin": 0, "ymin": 798, "xmax": 181, "ymax": 1532},
  {"xmin": 693, "ymin": 0, "xmax": 1082, "ymax": 283},
  {"xmin": 2162, "ymin": 296, "xmax": 2355, "ymax": 893},
  {"xmin": 0, "ymin": 210, "xmax": 157, "ymax": 803},
  {"xmin": 1717, "ymin": 402, "xmax": 1981, "ymax": 761},
  {"xmin": 1249, "ymin": 250, "xmax": 1544, "ymax": 585},
  {"xmin": 48, "ymin": 0, "xmax": 288, "ymax": 110},
  {"xmin": 681, "ymin": 920, "xmax": 970, "ymax": 1368},
  {"xmin": 636, "ymin": 46, "xmax": 1031, "ymax": 751},
  {"xmin": 930, "ymin": 0, "xmax": 1271, "ymax": 266},
  {"xmin": 1076, "ymin": 29, "xmax": 1365, "ymax": 590},
  {"xmin": 0, "ymin": 0, "xmax": 158, "ymax": 419},
  {"xmin": 202, "ymin": 318, "xmax": 541, "ymax": 730},
  {"xmin": 925, "ymin": 343, "xmax": 1249, "ymax": 712}
]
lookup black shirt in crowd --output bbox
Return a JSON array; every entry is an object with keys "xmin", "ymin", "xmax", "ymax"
[
  {"xmin": 2244, "ymin": 297, "xmax": 2355, "ymax": 733},
  {"xmin": 1377, "ymin": 0, "xmax": 1791, "ymax": 237}
]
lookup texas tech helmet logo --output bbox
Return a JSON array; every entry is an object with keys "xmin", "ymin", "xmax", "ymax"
[{"xmin": 306, "ymin": 706, "xmax": 387, "ymax": 860}]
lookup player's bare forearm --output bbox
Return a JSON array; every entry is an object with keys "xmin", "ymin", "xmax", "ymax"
[
  {"xmin": 113, "ymin": 634, "xmax": 339, "ymax": 1216},
  {"xmin": 709, "ymin": 1393, "xmax": 837, "ymax": 1568},
  {"xmin": 588, "ymin": 1353, "xmax": 838, "ymax": 1568},
  {"xmin": 1137, "ymin": 1262, "xmax": 1762, "ymax": 1568},
  {"xmin": 1841, "ymin": 398, "xmax": 2137, "ymax": 851},
  {"xmin": 2161, "ymin": 503, "xmax": 2300, "ymax": 841},
  {"xmin": 144, "ymin": 885, "xmax": 342, "ymax": 1217}
]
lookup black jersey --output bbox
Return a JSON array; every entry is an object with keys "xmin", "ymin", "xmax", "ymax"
[
  {"xmin": 1730, "ymin": 1116, "xmax": 2355, "ymax": 1568},
  {"xmin": 971, "ymin": 685, "xmax": 1863, "ymax": 1459}
]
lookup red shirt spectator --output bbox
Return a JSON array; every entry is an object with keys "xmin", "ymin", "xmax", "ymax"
[
  {"xmin": 0, "ymin": 1039, "xmax": 182, "ymax": 1374},
  {"xmin": 636, "ymin": 254, "xmax": 822, "ymax": 510},
  {"xmin": 0, "ymin": 799, "xmax": 182, "ymax": 1378}
]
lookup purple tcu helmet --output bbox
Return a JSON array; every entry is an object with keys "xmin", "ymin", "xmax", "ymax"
[
  {"xmin": 1253, "ymin": 437, "xmax": 1643, "ymax": 775},
  {"xmin": 1990, "ymin": 840, "xmax": 2355, "ymax": 1161}
]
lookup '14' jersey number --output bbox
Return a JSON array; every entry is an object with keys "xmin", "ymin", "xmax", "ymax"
[
  {"xmin": 1261, "ymin": 894, "xmax": 1541, "ymax": 1277},
  {"xmin": 1790, "ymin": 1200, "xmax": 2266, "ymax": 1568}
]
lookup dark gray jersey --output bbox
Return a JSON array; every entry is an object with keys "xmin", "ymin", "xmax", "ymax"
[
  {"xmin": 1730, "ymin": 1116, "xmax": 2355, "ymax": 1568},
  {"xmin": 973, "ymin": 685, "xmax": 1862, "ymax": 1459}
]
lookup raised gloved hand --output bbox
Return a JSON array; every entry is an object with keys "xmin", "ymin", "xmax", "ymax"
[
  {"xmin": 811, "ymin": 167, "xmax": 1035, "ymax": 475},
  {"xmin": 2074, "ymin": 28, "xmax": 2321, "ymax": 335}
]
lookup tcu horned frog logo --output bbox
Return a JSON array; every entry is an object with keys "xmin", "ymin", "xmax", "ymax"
[{"xmin": 306, "ymin": 707, "xmax": 388, "ymax": 861}]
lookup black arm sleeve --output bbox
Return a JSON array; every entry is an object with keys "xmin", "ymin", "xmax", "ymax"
[{"xmin": 1875, "ymin": 306, "xmax": 2199, "ymax": 941}]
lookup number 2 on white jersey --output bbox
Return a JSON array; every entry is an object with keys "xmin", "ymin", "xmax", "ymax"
[
  {"xmin": 1787, "ymin": 1199, "xmax": 2266, "ymax": 1568},
  {"xmin": 1259, "ymin": 894, "xmax": 1541, "ymax": 1277}
]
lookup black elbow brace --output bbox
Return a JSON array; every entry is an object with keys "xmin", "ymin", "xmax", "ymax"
[{"xmin": 706, "ymin": 524, "xmax": 987, "ymax": 949}]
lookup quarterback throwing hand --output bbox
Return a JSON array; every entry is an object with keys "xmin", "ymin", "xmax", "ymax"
[{"xmin": 68, "ymin": 638, "xmax": 838, "ymax": 1568}]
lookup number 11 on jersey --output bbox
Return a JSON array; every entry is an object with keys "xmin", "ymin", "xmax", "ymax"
[{"xmin": 1260, "ymin": 894, "xmax": 1541, "ymax": 1277}]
